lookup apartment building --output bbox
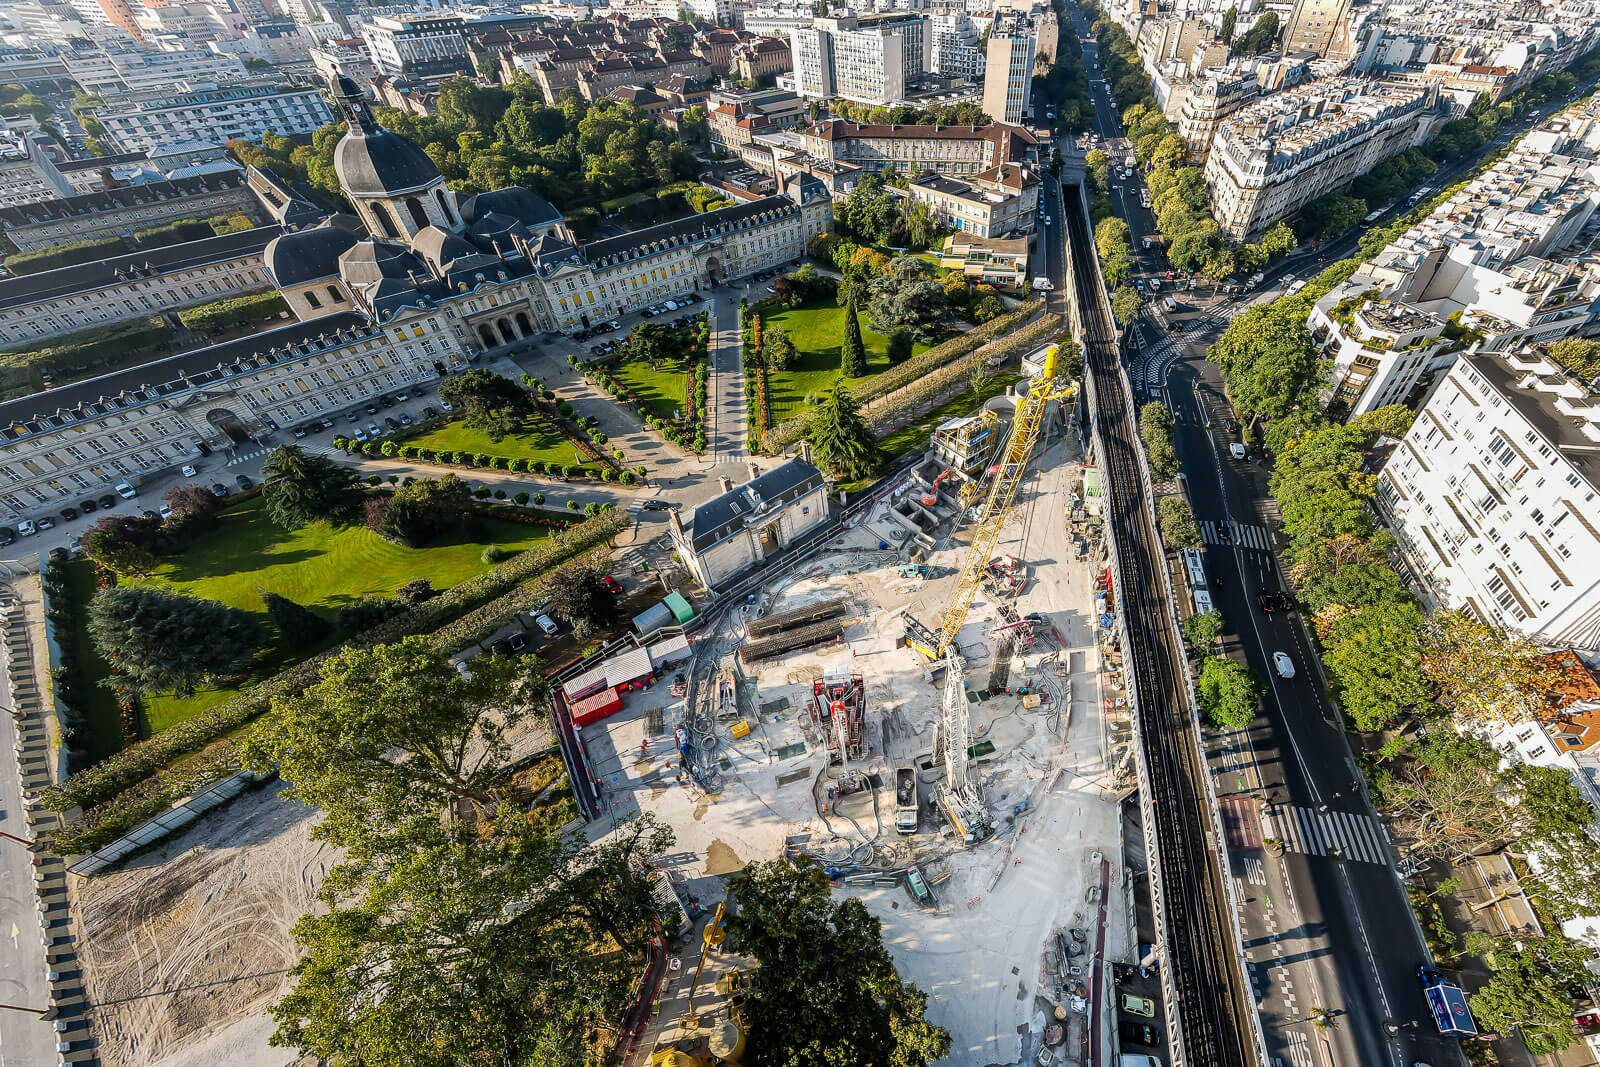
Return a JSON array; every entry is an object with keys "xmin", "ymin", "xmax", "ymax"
[
  {"xmin": 62, "ymin": 47, "xmax": 250, "ymax": 95},
  {"xmin": 796, "ymin": 119, "xmax": 1036, "ymax": 177},
  {"xmin": 0, "ymin": 227, "xmax": 280, "ymax": 349},
  {"xmin": 95, "ymin": 84, "xmax": 335, "ymax": 155},
  {"xmin": 1282, "ymin": 0, "xmax": 1353, "ymax": 57},
  {"xmin": 1376, "ymin": 343, "xmax": 1600, "ymax": 654},
  {"xmin": 1481, "ymin": 650, "xmax": 1600, "ymax": 818},
  {"xmin": 1203, "ymin": 77, "xmax": 1438, "ymax": 241},
  {"xmin": 311, "ymin": 39, "xmax": 378, "ymax": 85},
  {"xmin": 937, "ymin": 232, "xmax": 1030, "ymax": 290},
  {"xmin": 907, "ymin": 162, "xmax": 1039, "ymax": 239},
  {"xmin": 0, "ymin": 125, "xmax": 73, "ymax": 209},
  {"xmin": 360, "ymin": 14, "xmax": 472, "ymax": 79},
  {"xmin": 733, "ymin": 37, "xmax": 792, "ymax": 83},
  {"xmin": 1351, "ymin": 0, "xmax": 1600, "ymax": 94},
  {"xmin": 930, "ymin": 10, "xmax": 983, "ymax": 81},
  {"xmin": 790, "ymin": 14, "xmax": 930, "ymax": 105},
  {"xmin": 983, "ymin": 9, "xmax": 1037, "ymax": 126},
  {"xmin": 0, "ymin": 170, "xmax": 262, "ymax": 252},
  {"xmin": 1176, "ymin": 66, "xmax": 1260, "ymax": 157},
  {"xmin": 1308, "ymin": 99, "xmax": 1600, "ymax": 415}
]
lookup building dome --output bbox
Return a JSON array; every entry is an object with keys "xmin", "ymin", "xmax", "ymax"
[{"xmin": 329, "ymin": 75, "xmax": 444, "ymax": 198}]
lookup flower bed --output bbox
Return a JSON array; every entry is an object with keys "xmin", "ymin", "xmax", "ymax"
[{"xmin": 40, "ymin": 506, "xmax": 630, "ymax": 838}]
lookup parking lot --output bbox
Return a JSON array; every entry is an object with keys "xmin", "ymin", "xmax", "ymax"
[{"xmin": 571, "ymin": 292, "xmax": 705, "ymax": 360}]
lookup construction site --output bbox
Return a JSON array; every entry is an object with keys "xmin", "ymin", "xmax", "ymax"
[{"xmin": 574, "ymin": 351, "xmax": 1145, "ymax": 1067}]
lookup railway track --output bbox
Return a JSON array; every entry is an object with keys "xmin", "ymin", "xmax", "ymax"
[{"xmin": 1063, "ymin": 187, "xmax": 1260, "ymax": 1067}]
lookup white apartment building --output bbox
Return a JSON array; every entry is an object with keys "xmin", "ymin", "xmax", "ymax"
[
  {"xmin": 982, "ymin": 8, "xmax": 1036, "ymax": 126},
  {"xmin": 95, "ymin": 83, "xmax": 335, "ymax": 154},
  {"xmin": 311, "ymin": 40, "xmax": 378, "ymax": 85},
  {"xmin": 930, "ymin": 10, "xmax": 983, "ymax": 81},
  {"xmin": 1481, "ymin": 650, "xmax": 1600, "ymax": 816},
  {"xmin": 0, "ymin": 124, "xmax": 73, "ymax": 209},
  {"xmin": 1376, "ymin": 344, "xmax": 1600, "ymax": 654},
  {"xmin": 360, "ymin": 14, "xmax": 472, "ymax": 79},
  {"xmin": 1350, "ymin": 0, "xmax": 1600, "ymax": 94},
  {"xmin": 1203, "ymin": 77, "xmax": 1439, "ymax": 240},
  {"xmin": 1308, "ymin": 99, "xmax": 1600, "ymax": 415},
  {"xmin": 790, "ymin": 14, "xmax": 930, "ymax": 105},
  {"xmin": 63, "ymin": 47, "xmax": 250, "ymax": 95}
]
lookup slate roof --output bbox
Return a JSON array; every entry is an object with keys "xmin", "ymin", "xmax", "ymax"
[
  {"xmin": 581, "ymin": 193, "xmax": 804, "ymax": 268},
  {"xmin": 0, "ymin": 226, "xmax": 281, "ymax": 312},
  {"xmin": 0, "ymin": 311, "xmax": 370, "ymax": 435},
  {"xmin": 683, "ymin": 459, "xmax": 825, "ymax": 552},
  {"xmin": 0, "ymin": 170, "xmax": 248, "ymax": 227}
]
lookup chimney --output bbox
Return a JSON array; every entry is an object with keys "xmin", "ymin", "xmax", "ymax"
[
  {"xmin": 718, "ymin": 475, "xmax": 734, "ymax": 493},
  {"xmin": 748, "ymin": 460, "xmax": 761, "ymax": 482},
  {"xmin": 798, "ymin": 440, "xmax": 813, "ymax": 464},
  {"xmin": 669, "ymin": 508, "xmax": 685, "ymax": 539}
]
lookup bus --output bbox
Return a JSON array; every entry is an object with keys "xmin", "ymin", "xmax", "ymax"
[{"xmin": 1139, "ymin": 188, "xmax": 1151, "ymax": 208}]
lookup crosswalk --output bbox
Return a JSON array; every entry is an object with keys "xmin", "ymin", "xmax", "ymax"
[
  {"xmin": 226, "ymin": 446, "xmax": 270, "ymax": 466},
  {"xmin": 1200, "ymin": 520, "xmax": 1274, "ymax": 551},
  {"xmin": 1268, "ymin": 805, "xmax": 1391, "ymax": 865}
]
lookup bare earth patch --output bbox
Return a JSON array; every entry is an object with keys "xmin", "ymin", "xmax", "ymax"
[{"xmin": 75, "ymin": 779, "xmax": 333, "ymax": 1067}]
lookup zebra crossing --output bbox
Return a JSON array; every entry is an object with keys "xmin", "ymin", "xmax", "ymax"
[
  {"xmin": 226, "ymin": 446, "xmax": 271, "ymax": 466},
  {"xmin": 1200, "ymin": 520, "xmax": 1274, "ymax": 551},
  {"xmin": 1269, "ymin": 805, "xmax": 1391, "ymax": 865}
]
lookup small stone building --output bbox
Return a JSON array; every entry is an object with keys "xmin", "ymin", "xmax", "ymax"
[{"xmin": 669, "ymin": 459, "xmax": 831, "ymax": 589}]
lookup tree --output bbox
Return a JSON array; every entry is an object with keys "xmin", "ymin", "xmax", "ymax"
[
  {"xmin": 438, "ymin": 369, "xmax": 532, "ymax": 442},
  {"xmin": 163, "ymin": 484, "xmax": 223, "ymax": 524},
  {"xmin": 1056, "ymin": 337, "xmax": 1085, "ymax": 383},
  {"xmin": 88, "ymin": 586, "xmax": 263, "ymax": 696},
  {"xmin": 1111, "ymin": 285, "xmax": 1144, "ymax": 325},
  {"xmin": 811, "ymin": 383, "xmax": 878, "ymax": 480},
  {"xmin": 1220, "ymin": 5, "xmax": 1238, "ymax": 43},
  {"xmin": 763, "ymin": 324, "xmax": 799, "ymax": 370},
  {"xmin": 1349, "ymin": 404, "xmax": 1414, "ymax": 444},
  {"xmin": 1380, "ymin": 733, "xmax": 1518, "ymax": 859},
  {"xmin": 1321, "ymin": 601, "xmax": 1430, "ymax": 731},
  {"xmin": 1419, "ymin": 610, "xmax": 1556, "ymax": 729},
  {"xmin": 545, "ymin": 559, "xmax": 619, "ymax": 639},
  {"xmin": 1469, "ymin": 935, "xmax": 1592, "ymax": 1054},
  {"xmin": 376, "ymin": 475, "xmax": 472, "ymax": 547},
  {"xmin": 840, "ymin": 293, "xmax": 868, "ymax": 377},
  {"xmin": 1183, "ymin": 610, "xmax": 1224, "ymax": 656},
  {"xmin": 83, "ymin": 531, "xmax": 157, "ymax": 577},
  {"xmin": 886, "ymin": 328, "xmax": 914, "ymax": 366},
  {"xmin": 248, "ymin": 636, "xmax": 543, "ymax": 850},
  {"xmin": 628, "ymin": 320, "xmax": 676, "ymax": 368},
  {"xmin": 1197, "ymin": 657, "xmax": 1259, "ymax": 728},
  {"xmin": 260, "ymin": 445, "xmax": 361, "ymax": 528},
  {"xmin": 1157, "ymin": 495, "xmax": 1201, "ymax": 549},
  {"xmin": 728, "ymin": 858, "xmax": 951, "ymax": 1067},
  {"xmin": 1207, "ymin": 303, "xmax": 1322, "ymax": 420},
  {"xmin": 1140, "ymin": 401, "xmax": 1178, "ymax": 480},
  {"xmin": 1232, "ymin": 10, "xmax": 1279, "ymax": 55},
  {"xmin": 259, "ymin": 589, "xmax": 332, "ymax": 648}
]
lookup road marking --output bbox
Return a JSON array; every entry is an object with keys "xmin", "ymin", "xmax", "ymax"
[
  {"xmin": 1200, "ymin": 520, "xmax": 1273, "ymax": 550},
  {"xmin": 1243, "ymin": 857, "xmax": 1266, "ymax": 885},
  {"xmin": 1285, "ymin": 1028, "xmax": 1313, "ymax": 1067},
  {"xmin": 1271, "ymin": 806, "xmax": 1390, "ymax": 864}
]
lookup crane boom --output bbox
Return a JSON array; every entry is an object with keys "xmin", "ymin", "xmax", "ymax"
[{"xmin": 917, "ymin": 345, "xmax": 1078, "ymax": 660}]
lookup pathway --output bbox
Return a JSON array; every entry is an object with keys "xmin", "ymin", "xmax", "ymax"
[{"xmin": 704, "ymin": 291, "xmax": 748, "ymax": 468}]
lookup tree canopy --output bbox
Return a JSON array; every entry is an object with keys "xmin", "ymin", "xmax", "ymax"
[
  {"xmin": 261, "ymin": 445, "xmax": 362, "ymax": 529},
  {"xmin": 810, "ymin": 383, "xmax": 878, "ymax": 480},
  {"xmin": 89, "ymin": 585, "xmax": 263, "ymax": 696},
  {"xmin": 1197, "ymin": 657, "xmax": 1259, "ymax": 728},
  {"xmin": 438, "ymin": 369, "xmax": 533, "ymax": 442}
]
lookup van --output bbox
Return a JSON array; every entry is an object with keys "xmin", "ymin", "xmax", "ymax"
[
  {"xmin": 1163, "ymin": 296, "xmax": 1177, "ymax": 313},
  {"xmin": 1032, "ymin": 276, "xmax": 1053, "ymax": 291},
  {"xmin": 1120, "ymin": 1057, "xmax": 1161, "ymax": 1067},
  {"xmin": 113, "ymin": 480, "xmax": 137, "ymax": 499},
  {"xmin": 1121, "ymin": 993, "xmax": 1156, "ymax": 1017},
  {"xmin": 1229, "ymin": 442, "xmax": 1249, "ymax": 461}
]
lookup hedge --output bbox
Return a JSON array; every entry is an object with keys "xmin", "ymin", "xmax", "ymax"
[
  {"xmin": 764, "ymin": 301, "xmax": 1050, "ymax": 452},
  {"xmin": 177, "ymin": 289, "xmax": 288, "ymax": 334},
  {"xmin": 0, "ymin": 316, "xmax": 171, "ymax": 374},
  {"xmin": 6, "ymin": 235, "xmax": 130, "ymax": 275},
  {"xmin": 40, "ymin": 506, "xmax": 631, "ymax": 825},
  {"xmin": 133, "ymin": 218, "xmax": 216, "ymax": 248}
]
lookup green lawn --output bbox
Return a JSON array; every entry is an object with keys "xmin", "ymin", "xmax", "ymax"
[
  {"xmin": 407, "ymin": 415, "xmax": 583, "ymax": 468},
  {"xmin": 56, "ymin": 559, "xmax": 125, "ymax": 764},
  {"xmin": 608, "ymin": 355, "xmax": 689, "ymax": 422},
  {"xmin": 839, "ymin": 372, "xmax": 1025, "ymax": 498},
  {"xmin": 761, "ymin": 299, "xmax": 929, "ymax": 423},
  {"xmin": 135, "ymin": 495, "xmax": 553, "ymax": 733}
]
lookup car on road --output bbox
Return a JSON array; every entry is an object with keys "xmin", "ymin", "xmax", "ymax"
[
  {"xmin": 601, "ymin": 575, "xmax": 623, "ymax": 595},
  {"xmin": 211, "ymin": 482, "xmax": 230, "ymax": 498},
  {"xmin": 348, "ymin": 411, "xmax": 361, "ymax": 422},
  {"xmin": 1256, "ymin": 589, "xmax": 1277, "ymax": 614},
  {"xmin": 1229, "ymin": 442, "xmax": 1249, "ymax": 461},
  {"xmin": 236, "ymin": 474, "xmax": 253, "ymax": 490},
  {"xmin": 536, "ymin": 614, "xmax": 560, "ymax": 636},
  {"xmin": 181, "ymin": 464, "xmax": 198, "ymax": 477},
  {"xmin": 1118, "ymin": 1022, "xmax": 1158, "ymax": 1046},
  {"xmin": 640, "ymin": 500, "xmax": 672, "ymax": 511},
  {"xmin": 379, "ymin": 395, "xmax": 394, "ymax": 408},
  {"xmin": 1121, "ymin": 994, "xmax": 1156, "ymax": 1017},
  {"xmin": 1272, "ymin": 651, "xmax": 1296, "ymax": 678},
  {"xmin": 366, "ymin": 405, "xmax": 379, "ymax": 415},
  {"xmin": 17, "ymin": 519, "xmax": 35, "ymax": 536}
]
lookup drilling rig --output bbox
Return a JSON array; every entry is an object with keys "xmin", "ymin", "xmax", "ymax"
[{"xmin": 904, "ymin": 344, "xmax": 1078, "ymax": 843}]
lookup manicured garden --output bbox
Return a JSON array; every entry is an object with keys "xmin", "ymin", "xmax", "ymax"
[
  {"xmin": 603, "ymin": 354, "xmax": 689, "ymax": 422},
  {"xmin": 406, "ymin": 414, "xmax": 584, "ymax": 471},
  {"xmin": 761, "ymin": 298, "xmax": 929, "ymax": 422},
  {"xmin": 134, "ymin": 495, "xmax": 554, "ymax": 733}
]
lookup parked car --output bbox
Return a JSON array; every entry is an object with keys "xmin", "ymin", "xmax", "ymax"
[
  {"xmin": 60, "ymin": 507, "xmax": 78, "ymax": 521},
  {"xmin": 79, "ymin": 499, "xmax": 97, "ymax": 514},
  {"xmin": 601, "ymin": 575, "xmax": 623, "ymax": 595},
  {"xmin": 507, "ymin": 632, "xmax": 529, "ymax": 654},
  {"xmin": 211, "ymin": 483, "xmax": 230, "ymax": 498},
  {"xmin": 394, "ymin": 392, "xmax": 408, "ymax": 402},
  {"xmin": 536, "ymin": 614, "xmax": 559, "ymax": 636},
  {"xmin": 321, "ymin": 418, "xmax": 335, "ymax": 430},
  {"xmin": 17, "ymin": 519, "xmax": 35, "ymax": 536},
  {"xmin": 353, "ymin": 428, "xmax": 369, "ymax": 442},
  {"xmin": 399, "ymin": 413, "xmax": 412, "ymax": 426},
  {"xmin": 293, "ymin": 426, "xmax": 308, "ymax": 438},
  {"xmin": 423, "ymin": 406, "xmax": 438, "ymax": 419},
  {"xmin": 348, "ymin": 411, "xmax": 361, "ymax": 423},
  {"xmin": 640, "ymin": 500, "xmax": 672, "ymax": 511},
  {"xmin": 159, "ymin": 503, "xmax": 173, "ymax": 519},
  {"xmin": 365, "ymin": 404, "xmax": 379, "ymax": 415},
  {"xmin": 0, "ymin": 527, "xmax": 14, "ymax": 546},
  {"xmin": 181, "ymin": 464, "xmax": 198, "ymax": 477},
  {"xmin": 236, "ymin": 474, "xmax": 253, "ymax": 490},
  {"xmin": 1121, "ymin": 994, "xmax": 1156, "ymax": 1018},
  {"xmin": 379, "ymin": 396, "xmax": 394, "ymax": 408},
  {"xmin": 1118, "ymin": 1022, "xmax": 1158, "ymax": 1046},
  {"xmin": 367, "ymin": 423, "xmax": 382, "ymax": 438},
  {"xmin": 489, "ymin": 638, "xmax": 513, "ymax": 657},
  {"xmin": 384, "ymin": 417, "xmax": 400, "ymax": 431},
  {"xmin": 37, "ymin": 517, "xmax": 54, "ymax": 531}
]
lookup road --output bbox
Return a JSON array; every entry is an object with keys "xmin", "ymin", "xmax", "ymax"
[{"xmin": 0, "ymin": 609, "xmax": 57, "ymax": 1067}]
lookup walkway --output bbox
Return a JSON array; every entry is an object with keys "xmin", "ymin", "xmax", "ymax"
[{"xmin": 703, "ymin": 291, "xmax": 748, "ymax": 468}]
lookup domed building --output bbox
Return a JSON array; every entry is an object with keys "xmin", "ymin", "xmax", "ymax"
[{"xmin": 264, "ymin": 75, "xmax": 834, "ymax": 353}]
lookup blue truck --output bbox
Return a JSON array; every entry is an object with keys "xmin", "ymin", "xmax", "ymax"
[{"xmin": 1421, "ymin": 967, "xmax": 1477, "ymax": 1037}]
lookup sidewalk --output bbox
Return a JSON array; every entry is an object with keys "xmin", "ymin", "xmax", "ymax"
[{"xmin": 704, "ymin": 290, "xmax": 748, "ymax": 465}]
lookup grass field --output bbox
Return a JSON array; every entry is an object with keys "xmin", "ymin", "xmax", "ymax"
[
  {"xmin": 407, "ymin": 415, "xmax": 583, "ymax": 469},
  {"xmin": 608, "ymin": 355, "xmax": 689, "ymax": 422},
  {"xmin": 761, "ymin": 299, "xmax": 930, "ymax": 423},
  {"xmin": 56, "ymin": 559, "xmax": 126, "ymax": 764},
  {"xmin": 135, "ymin": 496, "xmax": 553, "ymax": 733}
]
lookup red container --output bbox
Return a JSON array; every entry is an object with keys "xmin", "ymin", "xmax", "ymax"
[{"xmin": 571, "ymin": 687, "xmax": 624, "ymax": 727}]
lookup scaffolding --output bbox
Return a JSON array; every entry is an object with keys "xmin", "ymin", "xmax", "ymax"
[{"xmin": 811, "ymin": 668, "xmax": 866, "ymax": 764}]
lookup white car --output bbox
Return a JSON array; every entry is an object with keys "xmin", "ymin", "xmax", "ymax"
[
  {"xmin": 181, "ymin": 464, "xmax": 197, "ymax": 477},
  {"xmin": 1273, "ymin": 651, "xmax": 1296, "ymax": 679},
  {"xmin": 159, "ymin": 503, "xmax": 173, "ymax": 520},
  {"xmin": 17, "ymin": 519, "xmax": 35, "ymax": 536},
  {"xmin": 536, "ymin": 614, "xmax": 559, "ymax": 636}
]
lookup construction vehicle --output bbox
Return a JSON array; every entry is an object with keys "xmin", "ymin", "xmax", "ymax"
[
  {"xmin": 899, "ymin": 563, "xmax": 932, "ymax": 579},
  {"xmin": 895, "ymin": 766, "xmax": 918, "ymax": 833},
  {"xmin": 902, "ymin": 345, "xmax": 1079, "ymax": 843},
  {"xmin": 920, "ymin": 467, "xmax": 953, "ymax": 507}
]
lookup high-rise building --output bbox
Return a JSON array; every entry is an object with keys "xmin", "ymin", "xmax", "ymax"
[
  {"xmin": 789, "ymin": 14, "xmax": 929, "ymax": 105},
  {"xmin": 360, "ymin": 14, "xmax": 472, "ymax": 80},
  {"xmin": 982, "ymin": 9, "xmax": 1037, "ymax": 125}
]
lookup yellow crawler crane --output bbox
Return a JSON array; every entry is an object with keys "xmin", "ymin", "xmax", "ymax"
[{"xmin": 902, "ymin": 343, "xmax": 1078, "ymax": 842}]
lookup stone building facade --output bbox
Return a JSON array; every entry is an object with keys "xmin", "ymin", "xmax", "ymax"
[
  {"xmin": 0, "ymin": 171, "xmax": 264, "ymax": 253},
  {"xmin": 669, "ymin": 459, "xmax": 832, "ymax": 588}
]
